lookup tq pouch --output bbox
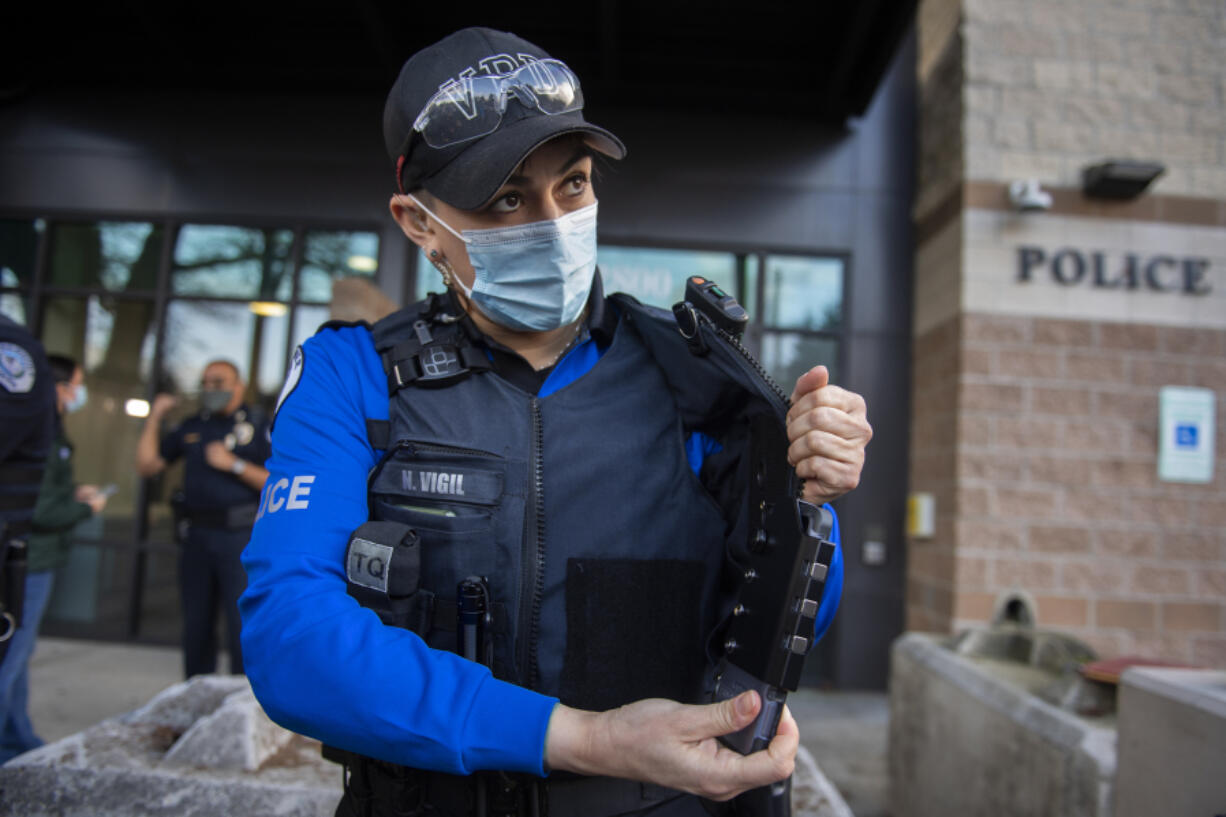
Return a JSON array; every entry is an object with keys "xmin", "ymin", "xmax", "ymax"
[{"xmin": 344, "ymin": 520, "xmax": 423, "ymax": 630}]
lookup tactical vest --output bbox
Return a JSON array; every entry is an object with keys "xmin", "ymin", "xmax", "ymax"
[{"xmin": 337, "ymin": 291, "xmax": 790, "ymax": 817}]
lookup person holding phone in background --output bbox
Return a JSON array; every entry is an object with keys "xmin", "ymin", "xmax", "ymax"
[{"xmin": 0, "ymin": 353, "xmax": 108, "ymax": 764}]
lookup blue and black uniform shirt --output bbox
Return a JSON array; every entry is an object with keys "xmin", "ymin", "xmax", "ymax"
[
  {"xmin": 241, "ymin": 287, "xmax": 843, "ymax": 777},
  {"xmin": 160, "ymin": 405, "xmax": 271, "ymax": 511}
]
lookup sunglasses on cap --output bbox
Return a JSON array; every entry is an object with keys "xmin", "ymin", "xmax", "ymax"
[{"xmin": 412, "ymin": 59, "xmax": 584, "ymax": 149}]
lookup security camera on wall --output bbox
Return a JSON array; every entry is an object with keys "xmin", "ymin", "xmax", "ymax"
[{"xmin": 1008, "ymin": 179, "xmax": 1053, "ymax": 212}]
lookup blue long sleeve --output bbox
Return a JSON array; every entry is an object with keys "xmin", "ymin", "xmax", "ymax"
[
  {"xmin": 239, "ymin": 326, "xmax": 556, "ymax": 776},
  {"xmin": 813, "ymin": 504, "xmax": 842, "ymax": 644}
]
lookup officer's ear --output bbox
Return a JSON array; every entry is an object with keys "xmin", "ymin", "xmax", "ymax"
[{"xmin": 389, "ymin": 194, "xmax": 433, "ymax": 250}]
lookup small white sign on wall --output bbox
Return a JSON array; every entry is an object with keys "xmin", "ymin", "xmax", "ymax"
[{"xmin": 1158, "ymin": 387, "xmax": 1215, "ymax": 484}]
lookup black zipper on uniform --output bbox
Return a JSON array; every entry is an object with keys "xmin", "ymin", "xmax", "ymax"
[
  {"xmin": 406, "ymin": 440, "xmax": 499, "ymax": 458},
  {"xmin": 703, "ymin": 318, "xmax": 791, "ymax": 415},
  {"xmin": 518, "ymin": 398, "xmax": 546, "ymax": 688}
]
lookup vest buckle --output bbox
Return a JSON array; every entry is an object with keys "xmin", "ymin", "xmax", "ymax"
[{"xmin": 392, "ymin": 344, "xmax": 471, "ymax": 389}]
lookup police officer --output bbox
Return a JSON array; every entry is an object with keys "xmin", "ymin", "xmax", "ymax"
[
  {"xmin": 0, "ymin": 314, "xmax": 54, "ymax": 667},
  {"xmin": 0, "ymin": 354, "xmax": 108, "ymax": 763},
  {"xmin": 241, "ymin": 27, "xmax": 871, "ymax": 817},
  {"xmin": 136, "ymin": 359, "xmax": 270, "ymax": 677}
]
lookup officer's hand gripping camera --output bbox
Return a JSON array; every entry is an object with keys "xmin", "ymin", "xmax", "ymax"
[{"xmin": 673, "ymin": 276, "xmax": 836, "ymax": 755}]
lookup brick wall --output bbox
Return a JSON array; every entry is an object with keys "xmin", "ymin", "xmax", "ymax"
[
  {"xmin": 961, "ymin": 0, "xmax": 1226, "ymax": 197},
  {"xmin": 917, "ymin": 0, "xmax": 965, "ymax": 220},
  {"xmin": 907, "ymin": 314, "xmax": 960, "ymax": 631},
  {"xmin": 909, "ymin": 0, "xmax": 1226, "ymax": 670},
  {"xmin": 909, "ymin": 311, "xmax": 1226, "ymax": 666}
]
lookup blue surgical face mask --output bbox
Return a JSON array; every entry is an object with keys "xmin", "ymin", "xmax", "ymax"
[
  {"xmin": 411, "ymin": 195, "xmax": 598, "ymax": 332},
  {"xmin": 200, "ymin": 389, "xmax": 233, "ymax": 415},
  {"xmin": 64, "ymin": 383, "xmax": 87, "ymax": 414}
]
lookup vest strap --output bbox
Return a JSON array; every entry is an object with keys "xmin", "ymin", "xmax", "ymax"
[
  {"xmin": 385, "ymin": 345, "xmax": 492, "ymax": 393},
  {"xmin": 365, "ymin": 419, "xmax": 390, "ymax": 451}
]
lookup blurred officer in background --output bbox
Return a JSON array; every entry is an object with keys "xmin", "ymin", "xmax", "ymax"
[
  {"xmin": 0, "ymin": 315, "xmax": 53, "ymax": 670},
  {"xmin": 136, "ymin": 359, "xmax": 269, "ymax": 677},
  {"xmin": 0, "ymin": 354, "xmax": 108, "ymax": 763}
]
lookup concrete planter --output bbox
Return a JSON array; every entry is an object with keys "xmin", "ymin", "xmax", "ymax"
[
  {"xmin": 888, "ymin": 632, "xmax": 1115, "ymax": 817},
  {"xmin": 1114, "ymin": 667, "xmax": 1226, "ymax": 817}
]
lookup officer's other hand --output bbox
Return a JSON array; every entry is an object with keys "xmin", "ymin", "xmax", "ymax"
[
  {"xmin": 785, "ymin": 365, "xmax": 872, "ymax": 505},
  {"xmin": 544, "ymin": 691, "xmax": 797, "ymax": 801},
  {"xmin": 150, "ymin": 393, "xmax": 178, "ymax": 417},
  {"xmin": 204, "ymin": 440, "xmax": 236, "ymax": 472}
]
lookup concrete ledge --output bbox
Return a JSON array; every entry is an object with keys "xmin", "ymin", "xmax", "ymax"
[
  {"xmin": 1114, "ymin": 667, "xmax": 1226, "ymax": 817},
  {"xmin": 888, "ymin": 632, "xmax": 1115, "ymax": 817}
]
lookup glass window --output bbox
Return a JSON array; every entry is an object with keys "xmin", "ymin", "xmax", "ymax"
[
  {"xmin": 40, "ymin": 296, "xmax": 159, "ymax": 545},
  {"xmin": 1, "ymin": 293, "xmax": 30, "ymax": 324},
  {"xmin": 44, "ymin": 543, "xmax": 139, "ymax": 640},
  {"xmin": 48, "ymin": 222, "xmax": 163, "ymax": 292},
  {"xmin": 162, "ymin": 300, "xmax": 291, "ymax": 408},
  {"xmin": 760, "ymin": 333, "xmax": 840, "ymax": 392},
  {"xmin": 294, "ymin": 230, "xmax": 380, "ymax": 303},
  {"xmin": 25, "ymin": 216, "xmax": 393, "ymax": 644},
  {"xmin": 172, "ymin": 225, "xmax": 294, "ymax": 299},
  {"xmin": 597, "ymin": 246, "xmax": 738, "ymax": 310},
  {"xmin": 133, "ymin": 546, "xmax": 182, "ymax": 644},
  {"xmin": 741, "ymin": 255, "xmax": 758, "ymax": 322},
  {"xmin": 292, "ymin": 304, "xmax": 331, "ymax": 350},
  {"xmin": 0, "ymin": 218, "xmax": 41, "ymax": 290},
  {"xmin": 761, "ymin": 255, "xmax": 843, "ymax": 331}
]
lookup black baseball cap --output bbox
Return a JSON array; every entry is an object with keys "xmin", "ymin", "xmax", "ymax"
[{"xmin": 383, "ymin": 27, "xmax": 626, "ymax": 211}]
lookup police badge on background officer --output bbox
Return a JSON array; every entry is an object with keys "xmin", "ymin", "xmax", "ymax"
[
  {"xmin": 226, "ymin": 408, "xmax": 257, "ymax": 452},
  {"xmin": 0, "ymin": 341, "xmax": 36, "ymax": 395}
]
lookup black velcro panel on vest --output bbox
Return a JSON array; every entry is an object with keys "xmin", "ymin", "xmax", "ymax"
[
  {"xmin": 365, "ymin": 419, "xmax": 390, "ymax": 451},
  {"xmin": 560, "ymin": 558, "xmax": 707, "ymax": 713}
]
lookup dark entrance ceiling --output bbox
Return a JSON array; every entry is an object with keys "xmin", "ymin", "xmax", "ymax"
[{"xmin": 7, "ymin": 1, "xmax": 916, "ymax": 124}]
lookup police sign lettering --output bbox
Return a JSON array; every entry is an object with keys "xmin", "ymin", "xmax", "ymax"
[{"xmin": 1017, "ymin": 246, "xmax": 1212, "ymax": 295}]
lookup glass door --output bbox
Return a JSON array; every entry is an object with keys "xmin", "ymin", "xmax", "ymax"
[{"xmin": 23, "ymin": 218, "xmax": 380, "ymax": 643}]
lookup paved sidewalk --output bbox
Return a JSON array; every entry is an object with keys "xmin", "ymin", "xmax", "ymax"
[
  {"xmin": 25, "ymin": 637, "xmax": 891, "ymax": 816},
  {"xmin": 790, "ymin": 688, "xmax": 891, "ymax": 817},
  {"xmin": 28, "ymin": 637, "xmax": 185, "ymax": 745}
]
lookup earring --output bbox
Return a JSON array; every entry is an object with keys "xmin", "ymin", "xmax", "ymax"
[
  {"xmin": 433, "ymin": 257, "xmax": 452, "ymax": 287},
  {"xmin": 430, "ymin": 250, "xmax": 438, "ymax": 259}
]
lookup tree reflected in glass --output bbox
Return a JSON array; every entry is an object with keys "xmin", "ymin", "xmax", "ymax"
[
  {"xmin": 761, "ymin": 333, "xmax": 840, "ymax": 392},
  {"xmin": 763, "ymin": 255, "xmax": 843, "ymax": 332},
  {"xmin": 172, "ymin": 225, "xmax": 294, "ymax": 299},
  {"xmin": 295, "ymin": 231, "xmax": 379, "ymax": 303}
]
